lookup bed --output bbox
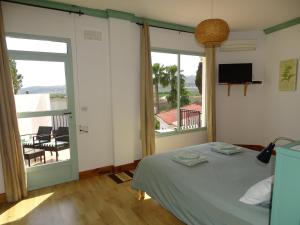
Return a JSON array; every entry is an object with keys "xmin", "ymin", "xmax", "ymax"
[{"xmin": 131, "ymin": 143, "xmax": 274, "ymax": 225}]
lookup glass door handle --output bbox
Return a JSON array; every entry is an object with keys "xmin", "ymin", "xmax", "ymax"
[{"xmin": 63, "ymin": 112, "xmax": 72, "ymax": 115}]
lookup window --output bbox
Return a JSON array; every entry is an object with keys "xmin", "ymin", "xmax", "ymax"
[
  {"xmin": 152, "ymin": 50, "xmax": 205, "ymax": 134},
  {"xmin": 6, "ymin": 35, "xmax": 71, "ymax": 167},
  {"xmin": 6, "ymin": 37, "xmax": 67, "ymax": 53},
  {"xmin": 12, "ymin": 60, "xmax": 67, "ymax": 112},
  {"xmin": 6, "ymin": 36, "xmax": 69, "ymax": 112}
]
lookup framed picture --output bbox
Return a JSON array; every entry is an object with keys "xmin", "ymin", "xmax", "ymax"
[{"xmin": 279, "ymin": 59, "xmax": 298, "ymax": 91}]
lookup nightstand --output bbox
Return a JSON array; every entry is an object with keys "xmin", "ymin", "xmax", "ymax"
[{"xmin": 271, "ymin": 141, "xmax": 300, "ymax": 225}]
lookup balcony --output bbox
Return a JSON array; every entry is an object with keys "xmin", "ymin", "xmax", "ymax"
[
  {"xmin": 155, "ymin": 103, "xmax": 202, "ymax": 133},
  {"xmin": 20, "ymin": 115, "xmax": 70, "ymax": 167},
  {"xmin": 179, "ymin": 108, "xmax": 201, "ymax": 130}
]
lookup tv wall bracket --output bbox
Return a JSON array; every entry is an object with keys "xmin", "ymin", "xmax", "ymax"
[{"xmin": 219, "ymin": 81, "xmax": 262, "ymax": 96}]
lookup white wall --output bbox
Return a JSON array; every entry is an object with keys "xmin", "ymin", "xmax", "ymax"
[
  {"xmin": 15, "ymin": 94, "xmax": 52, "ymax": 136},
  {"xmin": 216, "ymin": 31, "xmax": 266, "ymax": 145},
  {"xmin": 150, "ymin": 27, "xmax": 204, "ymax": 53},
  {"xmin": 263, "ymin": 25, "xmax": 300, "ymax": 144},
  {"xmin": 15, "ymin": 94, "xmax": 51, "ymax": 113},
  {"xmin": 108, "ymin": 18, "xmax": 141, "ymax": 165},
  {"xmin": 73, "ymin": 15, "xmax": 114, "ymax": 171},
  {"xmin": 216, "ymin": 27, "xmax": 300, "ymax": 146}
]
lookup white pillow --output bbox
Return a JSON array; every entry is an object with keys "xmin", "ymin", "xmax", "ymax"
[{"xmin": 239, "ymin": 176, "xmax": 274, "ymax": 205}]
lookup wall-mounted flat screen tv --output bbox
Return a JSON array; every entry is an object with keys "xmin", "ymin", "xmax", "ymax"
[{"xmin": 218, "ymin": 63, "xmax": 252, "ymax": 84}]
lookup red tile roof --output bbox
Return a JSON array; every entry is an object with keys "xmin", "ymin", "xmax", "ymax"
[
  {"xmin": 181, "ymin": 103, "xmax": 202, "ymax": 112},
  {"xmin": 156, "ymin": 103, "xmax": 201, "ymax": 125}
]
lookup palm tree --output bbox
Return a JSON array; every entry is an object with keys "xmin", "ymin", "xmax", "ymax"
[
  {"xmin": 152, "ymin": 63, "xmax": 169, "ymax": 113},
  {"xmin": 165, "ymin": 65, "xmax": 177, "ymax": 108},
  {"xmin": 165, "ymin": 65, "xmax": 190, "ymax": 108}
]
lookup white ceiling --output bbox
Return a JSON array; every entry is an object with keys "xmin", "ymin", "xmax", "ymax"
[{"xmin": 54, "ymin": 0, "xmax": 300, "ymax": 31}]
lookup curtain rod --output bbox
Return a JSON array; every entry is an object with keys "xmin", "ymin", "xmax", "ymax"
[
  {"xmin": 2, "ymin": 0, "xmax": 194, "ymax": 34},
  {"xmin": 135, "ymin": 22, "xmax": 194, "ymax": 34},
  {"xmin": 2, "ymin": 0, "xmax": 84, "ymax": 15}
]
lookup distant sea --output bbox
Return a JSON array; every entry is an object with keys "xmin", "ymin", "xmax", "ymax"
[
  {"xmin": 19, "ymin": 85, "xmax": 66, "ymax": 94},
  {"xmin": 158, "ymin": 75, "xmax": 197, "ymax": 92},
  {"xmin": 19, "ymin": 76, "xmax": 196, "ymax": 94}
]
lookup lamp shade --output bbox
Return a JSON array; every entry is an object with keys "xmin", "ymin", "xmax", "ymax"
[
  {"xmin": 257, "ymin": 143, "xmax": 275, "ymax": 164},
  {"xmin": 195, "ymin": 19, "xmax": 230, "ymax": 47}
]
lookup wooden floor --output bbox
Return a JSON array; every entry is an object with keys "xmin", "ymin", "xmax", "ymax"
[{"xmin": 0, "ymin": 175, "xmax": 184, "ymax": 225}]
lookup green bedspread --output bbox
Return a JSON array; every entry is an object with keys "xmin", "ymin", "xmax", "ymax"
[{"xmin": 131, "ymin": 143, "xmax": 274, "ymax": 225}]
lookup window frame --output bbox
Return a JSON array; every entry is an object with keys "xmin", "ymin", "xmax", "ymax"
[
  {"xmin": 151, "ymin": 48, "xmax": 206, "ymax": 137},
  {"xmin": 6, "ymin": 32, "xmax": 72, "ymax": 116},
  {"xmin": 5, "ymin": 32, "xmax": 79, "ymax": 190}
]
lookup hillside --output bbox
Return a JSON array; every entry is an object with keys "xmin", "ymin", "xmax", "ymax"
[
  {"xmin": 158, "ymin": 75, "xmax": 196, "ymax": 92},
  {"xmin": 19, "ymin": 85, "xmax": 66, "ymax": 94}
]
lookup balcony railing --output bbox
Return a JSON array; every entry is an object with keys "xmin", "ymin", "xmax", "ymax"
[{"xmin": 179, "ymin": 109, "xmax": 201, "ymax": 130}]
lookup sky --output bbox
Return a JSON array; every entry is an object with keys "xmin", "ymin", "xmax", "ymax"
[
  {"xmin": 6, "ymin": 37, "xmax": 67, "ymax": 53},
  {"xmin": 151, "ymin": 52, "xmax": 202, "ymax": 76},
  {"xmin": 15, "ymin": 60, "xmax": 66, "ymax": 88},
  {"xmin": 6, "ymin": 37, "xmax": 67, "ymax": 88}
]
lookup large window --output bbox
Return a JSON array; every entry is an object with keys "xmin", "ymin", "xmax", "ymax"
[{"xmin": 152, "ymin": 50, "xmax": 205, "ymax": 134}]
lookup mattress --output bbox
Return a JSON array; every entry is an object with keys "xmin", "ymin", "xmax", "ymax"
[{"xmin": 131, "ymin": 143, "xmax": 274, "ymax": 225}]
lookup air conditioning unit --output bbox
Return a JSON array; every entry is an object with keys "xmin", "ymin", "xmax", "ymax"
[{"xmin": 220, "ymin": 39, "xmax": 256, "ymax": 52}]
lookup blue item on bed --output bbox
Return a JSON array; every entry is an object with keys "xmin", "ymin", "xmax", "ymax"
[{"xmin": 131, "ymin": 142, "xmax": 274, "ymax": 225}]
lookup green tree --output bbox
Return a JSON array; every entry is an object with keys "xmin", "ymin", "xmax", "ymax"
[
  {"xmin": 165, "ymin": 65, "xmax": 190, "ymax": 108},
  {"xmin": 195, "ymin": 61, "xmax": 202, "ymax": 96},
  {"xmin": 9, "ymin": 58, "xmax": 23, "ymax": 94},
  {"xmin": 154, "ymin": 117, "xmax": 160, "ymax": 130},
  {"xmin": 152, "ymin": 63, "xmax": 169, "ymax": 113}
]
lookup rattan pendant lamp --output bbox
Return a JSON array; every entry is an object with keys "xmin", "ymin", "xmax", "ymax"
[
  {"xmin": 194, "ymin": 0, "xmax": 230, "ymax": 142},
  {"xmin": 195, "ymin": 0, "xmax": 230, "ymax": 47}
]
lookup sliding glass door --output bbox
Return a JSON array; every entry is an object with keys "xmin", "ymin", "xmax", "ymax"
[{"xmin": 6, "ymin": 34, "xmax": 78, "ymax": 190}]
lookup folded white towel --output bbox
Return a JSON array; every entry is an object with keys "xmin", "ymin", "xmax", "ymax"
[
  {"xmin": 211, "ymin": 147, "xmax": 243, "ymax": 155},
  {"xmin": 177, "ymin": 151, "xmax": 200, "ymax": 160},
  {"xmin": 210, "ymin": 142, "xmax": 237, "ymax": 149},
  {"xmin": 172, "ymin": 152, "xmax": 208, "ymax": 167},
  {"xmin": 210, "ymin": 142, "xmax": 243, "ymax": 155}
]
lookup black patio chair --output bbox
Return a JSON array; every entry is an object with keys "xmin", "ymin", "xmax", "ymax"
[
  {"xmin": 21, "ymin": 126, "xmax": 52, "ymax": 166},
  {"xmin": 42, "ymin": 127, "xmax": 70, "ymax": 161}
]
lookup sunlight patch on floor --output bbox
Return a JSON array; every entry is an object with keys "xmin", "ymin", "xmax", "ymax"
[
  {"xmin": 144, "ymin": 192, "xmax": 151, "ymax": 200},
  {"xmin": 0, "ymin": 192, "xmax": 53, "ymax": 224}
]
